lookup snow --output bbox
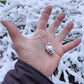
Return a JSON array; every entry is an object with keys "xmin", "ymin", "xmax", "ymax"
[{"xmin": 0, "ymin": 0, "xmax": 84, "ymax": 84}]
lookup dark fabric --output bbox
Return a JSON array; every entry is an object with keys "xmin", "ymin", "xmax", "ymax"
[{"xmin": 1, "ymin": 59, "xmax": 54, "ymax": 84}]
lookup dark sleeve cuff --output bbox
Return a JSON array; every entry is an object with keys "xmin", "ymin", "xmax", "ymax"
[{"xmin": 1, "ymin": 59, "xmax": 54, "ymax": 84}]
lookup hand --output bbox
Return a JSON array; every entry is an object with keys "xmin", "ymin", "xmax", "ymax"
[{"xmin": 1, "ymin": 5, "xmax": 81, "ymax": 77}]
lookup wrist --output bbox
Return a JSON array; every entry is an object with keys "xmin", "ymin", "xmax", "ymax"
[{"xmin": 19, "ymin": 57, "xmax": 52, "ymax": 77}]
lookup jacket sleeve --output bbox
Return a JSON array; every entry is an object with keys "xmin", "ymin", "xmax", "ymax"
[{"xmin": 1, "ymin": 59, "xmax": 54, "ymax": 84}]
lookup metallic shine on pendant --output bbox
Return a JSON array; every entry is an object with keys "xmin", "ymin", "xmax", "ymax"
[{"xmin": 45, "ymin": 42, "xmax": 54, "ymax": 55}]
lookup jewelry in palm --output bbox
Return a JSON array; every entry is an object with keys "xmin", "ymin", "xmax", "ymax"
[
  {"xmin": 37, "ymin": 34, "xmax": 54, "ymax": 55},
  {"xmin": 45, "ymin": 42, "xmax": 54, "ymax": 55}
]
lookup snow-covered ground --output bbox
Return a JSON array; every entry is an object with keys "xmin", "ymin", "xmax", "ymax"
[{"xmin": 0, "ymin": 0, "xmax": 84, "ymax": 84}]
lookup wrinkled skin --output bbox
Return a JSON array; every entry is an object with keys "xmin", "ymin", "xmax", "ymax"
[{"xmin": 1, "ymin": 5, "xmax": 81, "ymax": 77}]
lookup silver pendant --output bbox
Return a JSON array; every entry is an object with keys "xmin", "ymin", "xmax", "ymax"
[{"xmin": 45, "ymin": 42, "xmax": 54, "ymax": 55}]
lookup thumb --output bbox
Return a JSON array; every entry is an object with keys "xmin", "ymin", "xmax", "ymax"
[{"xmin": 1, "ymin": 20, "xmax": 22, "ymax": 43}]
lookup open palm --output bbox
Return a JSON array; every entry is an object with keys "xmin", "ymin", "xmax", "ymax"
[{"xmin": 1, "ymin": 5, "xmax": 81, "ymax": 77}]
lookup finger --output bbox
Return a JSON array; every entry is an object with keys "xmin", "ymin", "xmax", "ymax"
[
  {"xmin": 56, "ymin": 22, "xmax": 74, "ymax": 42},
  {"xmin": 37, "ymin": 5, "xmax": 52, "ymax": 30},
  {"xmin": 48, "ymin": 13, "xmax": 65, "ymax": 35},
  {"xmin": 62, "ymin": 38, "xmax": 81, "ymax": 53},
  {"xmin": 1, "ymin": 20, "xmax": 22, "ymax": 43}
]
